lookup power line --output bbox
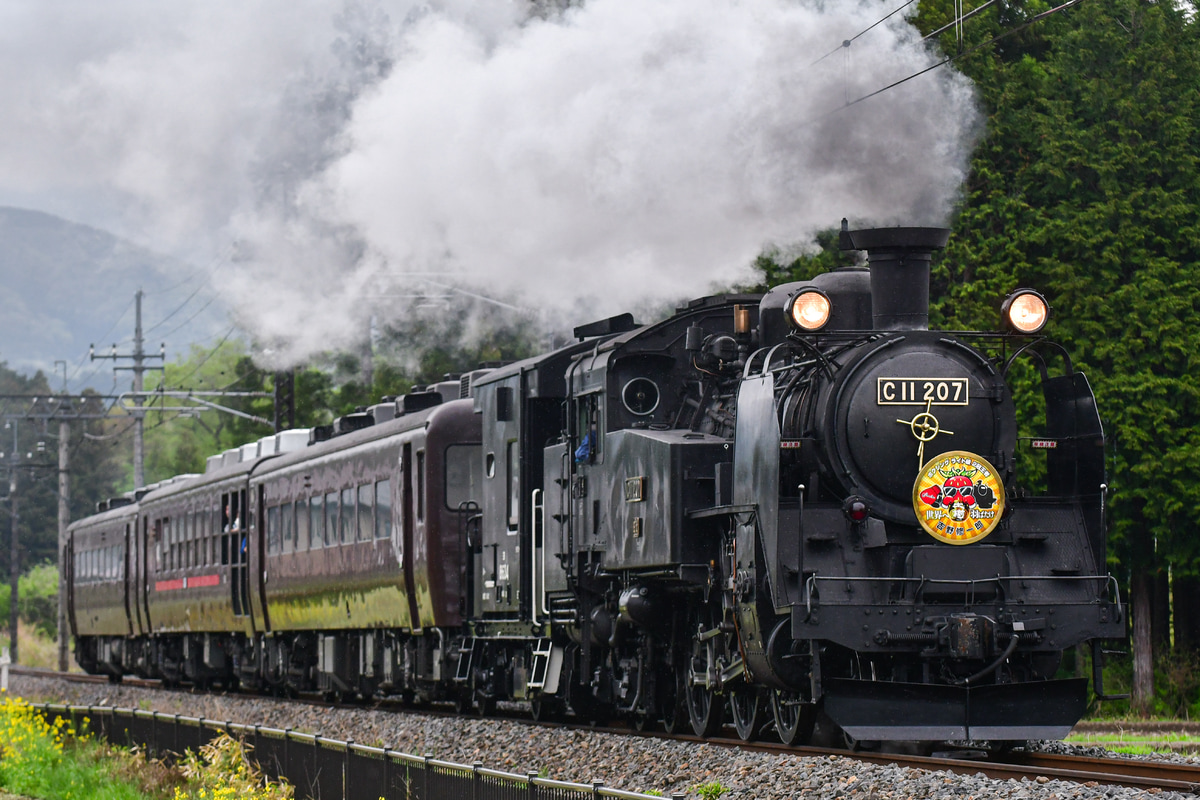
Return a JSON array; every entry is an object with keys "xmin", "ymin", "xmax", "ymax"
[
  {"xmin": 156, "ymin": 295, "xmax": 219, "ymax": 342},
  {"xmin": 65, "ymin": 295, "xmax": 136, "ymax": 389},
  {"xmin": 811, "ymin": 0, "xmax": 917, "ymax": 66},
  {"xmin": 839, "ymin": 0, "xmax": 1085, "ymax": 110},
  {"xmin": 145, "ymin": 283, "xmax": 205, "ymax": 335},
  {"xmin": 165, "ymin": 325, "xmax": 238, "ymax": 389}
]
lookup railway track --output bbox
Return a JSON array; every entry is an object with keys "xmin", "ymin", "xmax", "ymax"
[{"xmin": 14, "ymin": 667, "xmax": 1200, "ymax": 794}]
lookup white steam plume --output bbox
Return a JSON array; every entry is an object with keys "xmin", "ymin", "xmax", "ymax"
[
  {"xmin": 1, "ymin": 0, "xmax": 980, "ymax": 368},
  {"xmin": 261, "ymin": 0, "xmax": 979, "ymax": 364}
]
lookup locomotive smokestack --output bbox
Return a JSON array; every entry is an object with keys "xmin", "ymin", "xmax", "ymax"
[{"xmin": 839, "ymin": 221, "xmax": 950, "ymax": 331}]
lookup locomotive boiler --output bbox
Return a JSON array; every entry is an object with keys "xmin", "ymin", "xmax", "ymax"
[{"xmin": 67, "ymin": 223, "xmax": 1124, "ymax": 747}]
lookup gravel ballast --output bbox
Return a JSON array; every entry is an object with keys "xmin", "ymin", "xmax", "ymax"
[{"xmin": 6, "ymin": 674, "xmax": 1195, "ymax": 800}]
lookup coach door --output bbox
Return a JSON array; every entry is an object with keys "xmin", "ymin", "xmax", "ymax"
[
  {"xmin": 139, "ymin": 517, "xmax": 153, "ymax": 631},
  {"xmin": 64, "ymin": 535, "xmax": 77, "ymax": 639},
  {"xmin": 122, "ymin": 522, "xmax": 134, "ymax": 636},
  {"xmin": 250, "ymin": 484, "xmax": 269, "ymax": 631},
  {"xmin": 401, "ymin": 442, "xmax": 420, "ymax": 630},
  {"xmin": 223, "ymin": 490, "xmax": 250, "ymax": 618}
]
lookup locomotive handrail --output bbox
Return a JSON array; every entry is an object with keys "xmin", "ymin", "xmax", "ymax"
[
  {"xmin": 532, "ymin": 488, "xmax": 548, "ymax": 621},
  {"xmin": 743, "ymin": 343, "xmax": 791, "ymax": 379},
  {"xmin": 1001, "ymin": 337, "xmax": 1072, "ymax": 378}
]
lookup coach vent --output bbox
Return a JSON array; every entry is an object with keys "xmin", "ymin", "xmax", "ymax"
[
  {"xmin": 368, "ymin": 401, "xmax": 396, "ymax": 424},
  {"xmin": 274, "ymin": 428, "xmax": 311, "ymax": 452},
  {"xmin": 458, "ymin": 367, "xmax": 496, "ymax": 398},
  {"xmin": 332, "ymin": 408, "xmax": 374, "ymax": 437},
  {"xmin": 396, "ymin": 388, "xmax": 442, "ymax": 416}
]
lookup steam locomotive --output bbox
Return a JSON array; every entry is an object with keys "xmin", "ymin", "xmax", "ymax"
[{"xmin": 67, "ymin": 224, "xmax": 1125, "ymax": 745}]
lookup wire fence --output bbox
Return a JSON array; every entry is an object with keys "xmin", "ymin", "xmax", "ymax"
[{"xmin": 34, "ymin": 703, "xmax": 682, "ymax": 800}]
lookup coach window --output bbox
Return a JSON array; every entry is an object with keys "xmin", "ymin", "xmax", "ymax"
[
  {"xmin": 282, "ymin": 501, "xmax": 295, "ymax": 553},
  {"xmin": 296, "ymin": 497, "xmax": 310, "ymax": 551},
  {"xmin": 267, "ymin": 505, "xmax": 281, "ymax": 555},
  {"xmin": 340, "ymin": 487, "xmax": 355, "ymax": 544},
  {"xmin": 186, "ymin": 511, "xmax": 194, "ymax": 568},
  {"xmin": 244, "ymin": 489, "xmax": 254, "ymax": 540},
  {"xmin": 204, "ymin": 506, "xmax": 212, "ymax": 565},
  {"xmin": 416, "ymin": 451, "xmax": 426, "ymax": 522},
  {"xmin": 506, "ymin": 441, "xmax": 519, "ymax": 531},
  {"xmin": 310, "ymin": 495, "xmax": 324, "ymax": 549},
  {"xmin": 196, "ymin": 508, "xmax": 205, "ymax": 565},
  {"xmin": 165, "ymin": 518, "xmax": 174, "ymax": 570},
  {"xmin": 325, "ymin": 491, "xmax": 339, "ymax": 546},
  {"xmin": 153, "ymin": 519, "xmax": 163, "ymax": 573},
  {"xmin": 375, "ymin": 480, "xmax": 392, "ymax": 540},
  {"xmin": 445, "ymin": 444, "xmax": 482, "ymax": 511},
  {"xmin": 357, "ymin": 484, "xmax": 372, "ymax": 542}
]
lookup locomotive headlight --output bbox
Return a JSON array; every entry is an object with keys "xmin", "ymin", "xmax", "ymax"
[
  {"xmin": 788, "ymin": 289, "xmax": 832, "ymax": 331},
  {"xmin": 1001, "ymin": 289, "xmax": 1049, "ymax": 334}
]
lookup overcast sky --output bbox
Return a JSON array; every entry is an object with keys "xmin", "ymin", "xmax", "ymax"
[{"xmin": 0, "ymin": 0, "xmax": 980, "ymax": 369}]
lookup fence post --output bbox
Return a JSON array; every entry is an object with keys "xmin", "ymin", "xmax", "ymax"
[
  {"xmin": 527, "ymin": 771, "xmax": 538, "ymax": 800},
  {"xmin": 198, "ymin": 717, "xmax": 206, "ymax": 752},
  {"xmin": 383, "ymin": 748, "xmax": 393, "ymax": 800},
  {"xmin": 424, "ymin": 754, "xmax": 433, "ymax": 800},
  {"xmin": 472, "ymin": 761, "xmax": 482, "ymax": 800},
  {"xmin": 284, "ymin": 728, "xmax": 292, "ymax": 787},
  {"xmin": 313, "ymin": 734, "xmax": 322, "ymax": 800},
  {"xmin": 592, "ymin": 781, "xmax": 603, "ymax": 800},
  {"xmin": 345, "ymin": 740, "xmax": 353, "ymax": 800}
]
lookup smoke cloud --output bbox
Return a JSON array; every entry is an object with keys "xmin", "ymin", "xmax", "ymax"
[{"xmin": 0, "ymin": 0, "xmax": 979, "ymax": 368}]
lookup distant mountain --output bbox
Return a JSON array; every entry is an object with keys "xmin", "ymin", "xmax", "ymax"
[{"xmin": 0, "ymin": 207, "xmax": 229, "ymax": 389}]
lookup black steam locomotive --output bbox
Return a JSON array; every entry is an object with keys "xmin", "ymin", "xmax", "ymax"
[{"xmin": 67, "ymin": 224, "xmax": 1124, "ymax": 745}]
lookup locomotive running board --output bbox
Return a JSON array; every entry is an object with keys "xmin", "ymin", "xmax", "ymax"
[{"xmin": 821, "ymin": 677, "xmax": 1088, "ymax": 741}]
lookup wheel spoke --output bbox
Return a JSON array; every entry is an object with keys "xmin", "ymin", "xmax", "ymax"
[
  {"xmin": 729, "ymin": 686, "xmax": 764, "ymax": 742},
  {"xmin": 686, "ymin": 676, "xmax": 725, "ymax": 738},
  {"xmin": 771, "ymin": 689, "xmax": 815, "ymax": 746}
]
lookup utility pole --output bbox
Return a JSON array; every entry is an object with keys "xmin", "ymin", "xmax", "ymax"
[
  {"xmin": 4, "ymin": 420, "xmax": 17, "ymax": 664},
  {"xmin": 91, "ymin": 289, "xmax": 164, "ymax": 489},
  {"xmin": 273, "ymin": 370, "xmax": 296, "ymax": 432},
  {"xmin": 57, "ymin": 418, "xmax": 68, "ymax": 670},
  {"xmin": 55, "ymin": 363, "xmax": 71, "ymax": 671}
]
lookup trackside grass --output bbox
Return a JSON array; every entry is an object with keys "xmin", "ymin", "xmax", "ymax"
[{"xmin": 0, "ymin": 694, "xmax": 294, "ymax": 800}]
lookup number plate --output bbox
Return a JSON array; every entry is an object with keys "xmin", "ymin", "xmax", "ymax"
[{"xmin": 877, "ymin": 378, "xmax": 969, "ymax": 406}]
